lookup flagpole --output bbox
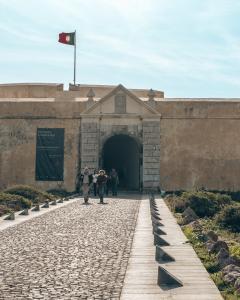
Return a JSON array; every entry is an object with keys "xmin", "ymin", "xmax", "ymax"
[{"xmin": 74, "ymin": 30, "xmax": 76, "ymax": 85}]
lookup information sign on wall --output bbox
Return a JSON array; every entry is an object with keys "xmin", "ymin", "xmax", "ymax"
[{"xmin": 35, "ymin": 128, "xmax": 64, "ymax": 181}]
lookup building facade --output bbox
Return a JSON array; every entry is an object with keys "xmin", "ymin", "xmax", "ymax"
[{"xmin": 1, "ymin": 83, "xmax": 240, "ymax": 192}]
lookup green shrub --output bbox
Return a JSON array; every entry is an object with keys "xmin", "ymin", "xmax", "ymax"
[
  {"xmin": 165, "ymin": 194, "xmax": 187, "ymax": 213},
  {"xmin": 212, "ymin": 190, "xmax": 240, "ymax": 203},
  {"xmin": 0, "ymin": 205, "xmax": 12, "ymax": 217},
  {"xmin": 205, "ymin": 261, "xmax": 220, "ymax": 273},
  {"xmin": 181, "ymin": 191, "xmax": 215, "ymax": 217},
  {"xmin": 174, "ymin": 197, "xmax": 187, "ymax": 213},
  {"xmin": 211, "ymin": 272, "xmax": 228, "ymax": 291},
  {"xmin": 0, "ymin": 193, "xmax": 31, "ymax": 210},
  {"xmin": 180, "ymin": 191, "xmax": 231, "ymax": 217},
  {"xmin": 4, "ymin": 185, "xmax": 54, "ymax": 203},
  {"xmin": 216, "ymin": 205, "xmax": 240, "ymax": 232},
  {"xmin": 230, "ymin": 245, "xmax": 240, "ymax": 259},
  {"xmin": 228, "ymin": 191, "xmax": 240, "ymax": 203}
]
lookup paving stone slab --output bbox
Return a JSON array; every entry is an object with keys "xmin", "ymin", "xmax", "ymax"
[{"xmin": 0, "ymin": 196, "xmax": 140, "ymax": 299}]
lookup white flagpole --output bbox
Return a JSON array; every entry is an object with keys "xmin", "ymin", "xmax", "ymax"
[{"xmin": 74, "ymin": 30, "xmax": 76, "ymax": 85}]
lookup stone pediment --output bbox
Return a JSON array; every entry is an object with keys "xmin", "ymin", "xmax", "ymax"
[{"xmin": 82, "ymin": 84, "xmax": 159, "ymax": 116}]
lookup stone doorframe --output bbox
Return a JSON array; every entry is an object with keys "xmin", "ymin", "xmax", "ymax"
[
  {"xmin": 142, "ymin": 118, "xmax": 161, "ymax": 191},
  {"xmin": 79, "ymin": 116, "xmax": 161, "ymax": 192}
]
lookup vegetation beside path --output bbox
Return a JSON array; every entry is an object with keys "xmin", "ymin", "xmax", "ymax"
[
  {"xmin": 0, "ymin": 185, "xmax": 73, "ymax": 216},
  {"xmin": 165, "ymin": 191, "xmax": 240, "ymax": 300}
]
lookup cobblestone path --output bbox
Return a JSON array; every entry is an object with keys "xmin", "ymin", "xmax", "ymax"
[{"xmin": 0, "ymin": 198, "xmax": 140, "ymax": 300}]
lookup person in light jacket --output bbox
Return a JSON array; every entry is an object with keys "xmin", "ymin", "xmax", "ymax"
[{"xmin": 80, "ymin": 167, "xmax": 93, "ymax": 204}]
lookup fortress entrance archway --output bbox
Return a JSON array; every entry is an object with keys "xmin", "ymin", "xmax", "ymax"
[{"xmin": 102, "ymin": 134, "xmax": 141, "ymax": 190}]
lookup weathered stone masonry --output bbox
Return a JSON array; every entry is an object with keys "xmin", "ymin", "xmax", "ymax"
[
  {"xmin": 1, "ymin": 83, "xmax": 240, "ymax": 192},
  {"xmin": 142, "ymin": 120, "xmax": 160, "ymax": 189}
]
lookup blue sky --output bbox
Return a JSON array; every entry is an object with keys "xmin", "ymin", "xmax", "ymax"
[{"xmin": 0, "ymin": 0, "xmax": 240, "ymax": 97}]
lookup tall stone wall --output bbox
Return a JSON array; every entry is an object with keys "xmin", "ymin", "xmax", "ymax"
[
  {"xmin": 0, "ymin": 118, "xmax": 80, "ymax": 191},
  {"xmin": 160, "ymin": 117, "xmax": 240, "ymax": 191},
  {"xmin": 1, "ymin": 94, "xmax": 240, "ymax": 192}
]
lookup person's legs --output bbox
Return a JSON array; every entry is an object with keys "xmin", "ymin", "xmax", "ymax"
[
  {"xmin": 111, "ymin": 183, "xmax": 114, "ymax": 196},
  {"xmin": 112, "ymin": 181, "xmax": 117, "ymax": 196},
  {"xmin": 94, "ymin": 183, "xmax": 97, "ymax": 196},
  {"xmin": 114, "ymin": 183, "xmax": 118, "ymax": 196},
  {"xmin": 99, "ymin": 186, "xmax": 104, "ymax": 203},
  {"xmin": 83, "ymin": 184, "xmax": 89, "ymax": 203}
]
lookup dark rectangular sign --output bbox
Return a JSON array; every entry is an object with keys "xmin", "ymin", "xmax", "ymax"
[{"xmin": 35, "ymin": 128, "xmax": 64, "ymax": 181}]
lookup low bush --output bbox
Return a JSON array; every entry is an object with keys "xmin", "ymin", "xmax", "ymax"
[
  {"xmin": 216, "ymin": 205, "xmax": 240, "ymax": 232},
  {"xmin": 166, "ymin": 191, "xmax": 233, "ymax": 218},
  {"xmin": 182, "ymin": 191, "xmax": 217, "ymax": 217},
  {"xmin": 4, "ymin": 185, "xmax": 55, "ymax": 203},
  {"xmin": 0, "ymin": 193, "xmax": 31, "ymax": 210},
  {"xmin": 0, "ymin": 205, "xmax": 12, "ymax": 217},
  {"xmin": 165, "ymin": 194, "xmax": 187, "ymax": 213},
  {"xmin": 227, "ymin": 191, "xmax": 240, "ymax": 203},
  {"xmin": 230, "ymin": 245, "xmax": 240, "ymax": 260}
]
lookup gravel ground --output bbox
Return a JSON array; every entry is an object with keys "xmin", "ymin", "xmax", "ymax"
[{"xmin": 0, "ymin": 197, "xmax": 140, "ymax": 300}]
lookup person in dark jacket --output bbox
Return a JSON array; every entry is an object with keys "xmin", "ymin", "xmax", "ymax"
[
  {"xmin": 110, "ymin": 168, "xmax": 119, "ymax": 196},
  {"xmin": 92, "ymin": 169, "xmax": 98, "ymax": 197},
  {"xmin": 96, "ymin": 170, "xmax": 107, "ymax": 204}
]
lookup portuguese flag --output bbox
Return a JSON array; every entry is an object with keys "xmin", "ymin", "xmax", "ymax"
[{"xmin": 58, "ymin": 32, "xmax": 75, "ymax": 45}]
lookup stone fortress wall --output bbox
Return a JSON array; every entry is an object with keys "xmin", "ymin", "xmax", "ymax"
[{"xmin": 0, "ymin": 83, "xmax": 240, "ymax": 192}]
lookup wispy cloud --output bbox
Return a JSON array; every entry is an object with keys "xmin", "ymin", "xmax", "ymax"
[{"xmin": 0, "ymin": 0, "xmax": 240, "ymax": 96}]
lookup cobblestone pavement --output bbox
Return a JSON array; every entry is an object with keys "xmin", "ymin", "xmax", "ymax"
[{"xmin": 0, "ymin": 197, "xmax": 140, "ymax": 300}]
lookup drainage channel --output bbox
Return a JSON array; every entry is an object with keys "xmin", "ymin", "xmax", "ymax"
[{"xmin": 120, "ymin": 196, "xmax": 223, "ymax": 300}]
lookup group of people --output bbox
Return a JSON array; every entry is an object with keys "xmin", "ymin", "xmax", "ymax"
[{"xmin": 76, "ymin": 167, "xmax": 119, "ymax": 204}]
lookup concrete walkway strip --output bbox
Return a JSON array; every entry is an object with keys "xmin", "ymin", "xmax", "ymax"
[{"xmin": 120, "ymin": 197, "xmax": 223, "ymax": 300}]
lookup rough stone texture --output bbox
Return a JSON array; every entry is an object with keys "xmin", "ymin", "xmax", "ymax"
[
  {"xmin": 206, "ymin": 230, "xmax": 218, "ymax": 242},
  {"xmin": 182, "ymin": 207, "xmax": 198, "ymax": 225},
  {"xmin": 0, "ymin": 198, "xmax": 139, "ymax": 300},
  {"xmin": 216, "ymin": 249, "xmax": 240, "ymax": 269},
  {"xmin": 0, "ymin": 118, "xmax": 80, "ymax": 191},
  {"xmin": 81, "ymin": 121, "xmax": 99, "ymax": 172},
  {"xmin": 234, "ymin": 277, "xmax": 240, "ymax": 292},
  {"xmin": 223, "ymin": 272, "xmax": 240, "ymax": 285},
  {"xmin": 217, "ymin": 248, "xmax": 230, "ymax": 268},
  {"xmin": 142, "ymin": 120, "xmax": 160, "ymax": 189},
  {"xmin": 2, "ymin": 83, "xmax": 240, "ymax": 191},
  {"xmin": 209, "ymin": 240, "xmax": 229, "ymax": 254},
  {"xmin": 160, "ymin": 115, "xmax": 240, "ymax": 191},
  {"xmin": 0, "ymin": 83, "xmax": 63, "ymax": 98},
  {"xmin": 222, "ymin": 264, "xmax": 240, "ymax": 275}
]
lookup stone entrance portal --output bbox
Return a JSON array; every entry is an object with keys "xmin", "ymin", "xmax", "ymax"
[
  {"xmin": 102, "ymin": 134, "xmax": 141, "ymax": 190},
  {"xmin": 80, "ymin": 85, "xmax": 161, "ymax": 192}
]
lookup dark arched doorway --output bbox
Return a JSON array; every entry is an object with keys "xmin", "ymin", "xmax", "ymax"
[{"xmin": 102, "ymin": 134, "xmax": 141, "ymax": 190}]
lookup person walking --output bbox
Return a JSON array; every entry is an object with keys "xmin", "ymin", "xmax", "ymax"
[
  {"xmin": 97, "ymin": 170, "xmax": 107, "ymax": 204},
  {"xmin": 80, "ymin": 167, "xmax": 93, "ymax": 204},
  {"xmin": 105, "ymin": 172, "xmax": 111, "ymax": 196},
  {"xmin": 110, "ymin": 168, "xmax": 119, "ymax": 196},
  {"xmin": 92, "ymin": 169, "xmax": 98, "ymax": 197}
]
